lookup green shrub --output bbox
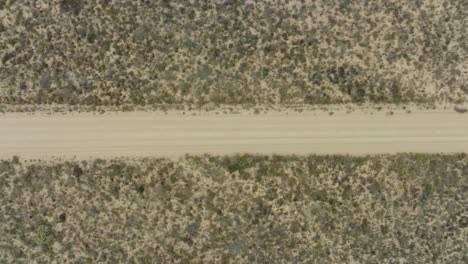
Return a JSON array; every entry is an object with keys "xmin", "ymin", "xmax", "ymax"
[{"xmin": 35, "ymin": 223, "xmax": 54, "ymax": 245}]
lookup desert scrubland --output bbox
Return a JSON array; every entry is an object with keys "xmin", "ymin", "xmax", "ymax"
[
  {"xmin": 1, "ymin": 0, "xmax": 467, "ymax": 263},
  {"xmin": 0, "ymin": 0, "xmax": 466, "ymax": 111},
  {"xmin": 1, "ymin": 154, "xmax": 467, "ymax": 263}
]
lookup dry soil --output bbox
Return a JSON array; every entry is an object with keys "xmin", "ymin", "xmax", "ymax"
[{"xmin": 1, "ymin": 110, "xmax": 467, "ymax": 159}]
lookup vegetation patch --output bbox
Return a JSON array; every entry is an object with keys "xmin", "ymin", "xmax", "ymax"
[
  {"xmin": 0, "ymin": 1, "xmax": 466, "ymax": 110},
  {"xmin": 1, "ymin": 154, "xmax": 467, "ymax": 263},
  {"xmin": 34, "ymin": 223, "xmax": 54, "ymax": 246}
]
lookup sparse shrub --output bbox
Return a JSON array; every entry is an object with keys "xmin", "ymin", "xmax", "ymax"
[
  {"xmin": 60, "ymin": 0, "xmax": 83, "ymax": 15},
  {"xmin": 35, "ymin": 223, "xmax": 54, "ymax": 245},
  {"xmin": 72, "ymin": 164, "xmax": 83, "ymax": 177},
  {"xmin": 454, "ymin": 106, "xmax": 467, "ymax": 113},
  {"xmin": 12, "ymin": 156, "xmax": 20, "ymax": 164},
  {"xmin": 58, "ymin": 213, "xmax": 67, "ymax": 222}
]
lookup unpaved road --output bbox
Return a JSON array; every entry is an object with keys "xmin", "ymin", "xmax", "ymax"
[{"xmin": 1, "ymin": 110, "xmax": 468, "ymax": 159}]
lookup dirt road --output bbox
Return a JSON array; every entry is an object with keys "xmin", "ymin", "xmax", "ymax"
[{"xmin": 1, "ymin": 110, "xmax": 467, "ymax": 159}]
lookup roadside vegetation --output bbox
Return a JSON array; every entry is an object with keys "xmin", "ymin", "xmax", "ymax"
[
  {"xmin": 454, "ymin": 106, "xmax": 467, "ymax": 113},
  {"xmin": 1, "ymin": 0, "xmax": 466, "ymax": 110},
  {"xmin": 1, "ymin": 154, "xmax": 466, "ymax": 263}
]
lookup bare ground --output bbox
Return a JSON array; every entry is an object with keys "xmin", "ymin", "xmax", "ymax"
[{"xmin": 1, "ymin": 109, "xmax": 467, "ymax": 159}]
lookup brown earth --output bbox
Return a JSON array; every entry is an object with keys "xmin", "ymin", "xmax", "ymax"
[{"xmin": 1, "ymin": 109, "xmax": 467, "ymax": 159}]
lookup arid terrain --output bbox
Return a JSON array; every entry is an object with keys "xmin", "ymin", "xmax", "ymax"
[
  {"xmin": 1, "ymin": 0, "xmax": 467, "ymax": 263},
  {"xmin": 1, "ymin": 107, "xmax": 467, "ymax": 263},
  {"xmin": 1, "ymin": 154, "xmax": 467, "ymax": 263},
  {"xmin": 1, "ymin": 109, "xmax": 468, "ymax": 159},
  {"xmin": 1, "ymin": 0, "xmax": 466, "ymax": 109}
]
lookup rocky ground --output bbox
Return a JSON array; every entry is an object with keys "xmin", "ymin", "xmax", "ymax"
[{"xmin": 1, "ymin": 154, "xmax": 467, "ymax": 263}]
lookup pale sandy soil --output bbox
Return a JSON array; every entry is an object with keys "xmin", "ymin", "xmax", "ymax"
[{"xmin": 1, "ymin": 108, "xmax": 467, "ymax": 159}]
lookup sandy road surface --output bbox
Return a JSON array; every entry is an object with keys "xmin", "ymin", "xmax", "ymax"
[{"xmin": 0, "ymin": 110, "xmax": 467, "ymax": 159}]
